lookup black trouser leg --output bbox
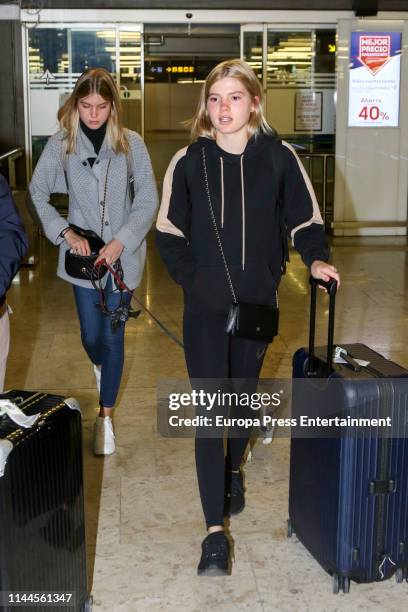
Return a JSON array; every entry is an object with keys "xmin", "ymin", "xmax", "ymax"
[
  {"xmin": 183, "ymin": 312, "xmax": 228, "ymax": 529},
  {"xmin": 183, "ymin": 310, "xmax": 267, "ymax": 529},
  {"xmin": 226, "ymin": 337, "xmax": 267, "ymax": 470}
]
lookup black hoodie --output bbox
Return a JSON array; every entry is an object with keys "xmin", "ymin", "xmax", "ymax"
[{"xmin": 156, "ymin": 133, "xmax": 328, "ymax": 315}]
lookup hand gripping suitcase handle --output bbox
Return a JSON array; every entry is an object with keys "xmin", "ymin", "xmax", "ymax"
[
  {"xmin": 309, "ymin": 276, "xmax": 338, "ymax": 295},
  {"xmin": 308, "ymin": 276, "xmax": 338, "ymax": 376}
]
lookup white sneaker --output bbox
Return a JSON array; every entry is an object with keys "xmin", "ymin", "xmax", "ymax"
[
  {"xmin": 93, "ymin": 416, "xmax": 115, "ymax": 455},
  {"xmin": 93, "ymin": 364, "xmax": 101, "ymax": 393}
]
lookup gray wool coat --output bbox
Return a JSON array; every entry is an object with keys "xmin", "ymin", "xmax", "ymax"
[{"xmin": 29, "ymin": 128, "xmax": 158, "ymax": 289}]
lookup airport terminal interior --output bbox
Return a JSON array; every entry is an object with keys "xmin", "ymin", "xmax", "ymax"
[{"xmin": 1, "ymin": 1, "xmax": 408, "ymax": 610}]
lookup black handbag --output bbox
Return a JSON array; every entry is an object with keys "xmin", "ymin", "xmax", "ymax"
[
  {"xmin": 64, "ymin": 224, "xmax": 108, "ymax": 280},
  {"xmin": 64, "ymin": 159, "xmax": 111, "ymax": 281},
  {"xmin": 201, "ymin": 147, "xmax": 279, "ymax": 344},
  {"xmin": 225, "ymin": 301, "xmax": 279, "ymax": 343}
]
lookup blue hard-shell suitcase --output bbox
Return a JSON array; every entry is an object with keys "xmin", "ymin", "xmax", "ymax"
[
  {"xmin": 0, "ymin": 390, "xmax": 93, "ymax": 611},
  {"xmin": 288, "ymin": 277, "xmax": 408, "ymax": 594}
]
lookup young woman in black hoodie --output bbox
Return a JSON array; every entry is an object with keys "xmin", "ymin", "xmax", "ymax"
[{"xmin": 156, "ymin": 59, "xmax": 340, "ymax": 576}]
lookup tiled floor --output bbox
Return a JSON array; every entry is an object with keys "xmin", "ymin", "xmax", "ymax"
[{"xmin": 5, "ymin": 200, "xmax": 408, "ymax": 611}]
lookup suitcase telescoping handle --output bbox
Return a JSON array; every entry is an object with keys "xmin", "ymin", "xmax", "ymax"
[{"xmin": 308, "ymin": 276, "xmax": 338, "ymax": 376}]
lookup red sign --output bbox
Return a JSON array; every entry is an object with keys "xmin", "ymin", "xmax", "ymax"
[{"xmin": 358, "ymin": 35, "xmax": 391, "ymax": 75}]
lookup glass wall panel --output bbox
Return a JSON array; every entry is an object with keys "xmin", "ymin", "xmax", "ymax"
[
  {"xmin": 29, "ymin": 28, "xmax": 68, "ymax": 75},
  {"xmin": 267, "ymin": 30, "xmax": 312, "ymax": 88},
  {"xmin": 315, "ymin": 29, "xmax": 336, "ymax": 74},
  {"xmin": 144, "ymin": 25, "xmax": 240, "ymax": 192},
  {"xmin": 71, "ymin": 29, "xmax": 116, "ymax": 73},
  {"xmin": 28, "ymin": 28, "xmax": 72, "ymax": 167},
  {"xmin": 242, "ymin": 31, "xmax": 263, "ymax": 82},
  {"xmin": 266, "ymin": 30, "xmax": 313, "ymax": 144},
  {"xmin": 264, "ymin": 28, "xmax": 336, "ymax": 229},
  {"xmin": 27, "ymin": 26, "xmax": 142, "ymax": 172},
  {"xmin": 120, "ymin": 30, "xmax": 143, "ymax": 135},
  {"xmin": 266, "ymin": 29, "xmax": 336, "ymax": 152}
]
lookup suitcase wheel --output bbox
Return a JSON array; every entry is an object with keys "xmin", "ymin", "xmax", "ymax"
[
  {"xmin": 332, "ymin": 575, "xmax": 350, "ymax": 594},
  {"xmin": 395, "ymin": 568, "xmax": 404, "ymax": 583},
  {"xmin": 83, "ymin": 595, "xmax": 93, "ymax": 611},
  {"xmin": 287, "ymin": 519, "xmax": 293, "ymax": 538}
]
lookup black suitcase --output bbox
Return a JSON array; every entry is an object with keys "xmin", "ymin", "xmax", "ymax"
[
  {"xmin": 288, "ymin": 277, "xmax": 408, "ymax": 594},
  {"xmin": 0, "ymin": 390, "xmax": 93, "ymax": 611}
]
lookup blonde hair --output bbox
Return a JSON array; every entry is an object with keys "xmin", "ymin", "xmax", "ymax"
[
  {"xmin": 57, "ymin": 68, "xmax": 129, "ymax": 154},
  {"xmin": 190, "ymin": 59, "xmax": 274, "ymax": 141}
]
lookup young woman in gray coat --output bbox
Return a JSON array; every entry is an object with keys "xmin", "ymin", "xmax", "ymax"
[{"xmin": 30, "ymin": 68, "xmax": 158, "ymax": 455}]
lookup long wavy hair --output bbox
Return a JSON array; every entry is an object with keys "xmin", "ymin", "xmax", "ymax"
[
  {"xmin": 57, "ymin": 68, "xmax": 129, "ymax": 154},
  {"xmin": 190, "ymin": 59, "xmax": 274, "ymax": 141}
]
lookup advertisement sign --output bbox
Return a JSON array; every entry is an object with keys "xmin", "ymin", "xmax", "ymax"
[
  {"xmin": 295, "ymin": 91, "xmax": 323, "ymax": 131},
  {"xmin": 348, "ymin": 32, "xmax": 401, "ymax": 127}
]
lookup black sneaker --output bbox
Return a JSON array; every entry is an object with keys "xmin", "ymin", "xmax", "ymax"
[
  {"xmin": 197, "ymin": 532, "xmax": 231, "ymax": 576},
  {"xmin": 224, "ymin": 469, "xmax": 245, "ymax": 516}
]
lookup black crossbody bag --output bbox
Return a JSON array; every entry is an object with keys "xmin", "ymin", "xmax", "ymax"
[
  {"xmin": 64, "ymin": 224, "xmax": 108, "ymax": 281},
  {"xmin": 201, "ymin": 146, "xmax": 279, "ymax": 344}
]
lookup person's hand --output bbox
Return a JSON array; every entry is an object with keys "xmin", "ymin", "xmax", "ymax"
[
  {"xmin": 96, "ymin": 239, "xmax": 124, "ymax": 266},
  {"xmin": 310, "ymin": 260, "xmax": 340, "ymax": 291},
  {"xmin": 63, "ymin": 229, "xmax": 91, "ymax": 256}
]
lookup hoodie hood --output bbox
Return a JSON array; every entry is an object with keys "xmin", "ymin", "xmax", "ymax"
[{"xmin": 197, "ymin": 132, "xmax": 278, "ymax": 163}]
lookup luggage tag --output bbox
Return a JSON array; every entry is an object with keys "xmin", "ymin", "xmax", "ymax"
[
  {"xmin": 334, "ymin": 346, "xmax": 370, "ymax": 370},
  {"xmin": 0, "ymin": 399, "xmax": 41, "ymax": 428}
]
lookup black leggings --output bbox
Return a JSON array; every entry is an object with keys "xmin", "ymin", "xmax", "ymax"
[{"xmin": 183, "ymin": 310, "xmax": 267, "ymax": 529}]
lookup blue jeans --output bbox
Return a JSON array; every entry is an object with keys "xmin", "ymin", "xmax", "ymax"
[{"xmin": 73, "ymin": 277, "xmax": 131, "ymax": 408}]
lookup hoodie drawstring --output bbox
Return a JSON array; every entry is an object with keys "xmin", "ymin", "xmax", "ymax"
[
  {"xmin": 219, "ymin": 154, "xmax": 246, "ymax": 271},
  {"xmin": 240, "ymin": 154, "xmax": 245, "ymax": 271},
  {"xmin": 220, "ymin": 156, "xmax": 224, "ymax": 229}
]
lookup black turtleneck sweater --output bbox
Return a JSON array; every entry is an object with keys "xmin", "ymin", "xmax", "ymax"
[{"xmin": 79, "ymin": 119, "xmax": 107, "ymax": 167}]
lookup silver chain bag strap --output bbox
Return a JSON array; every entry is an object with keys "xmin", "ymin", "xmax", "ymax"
[{"xmin": 201, "ymin": 146, "xmax": 279, "ymax": 343}]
